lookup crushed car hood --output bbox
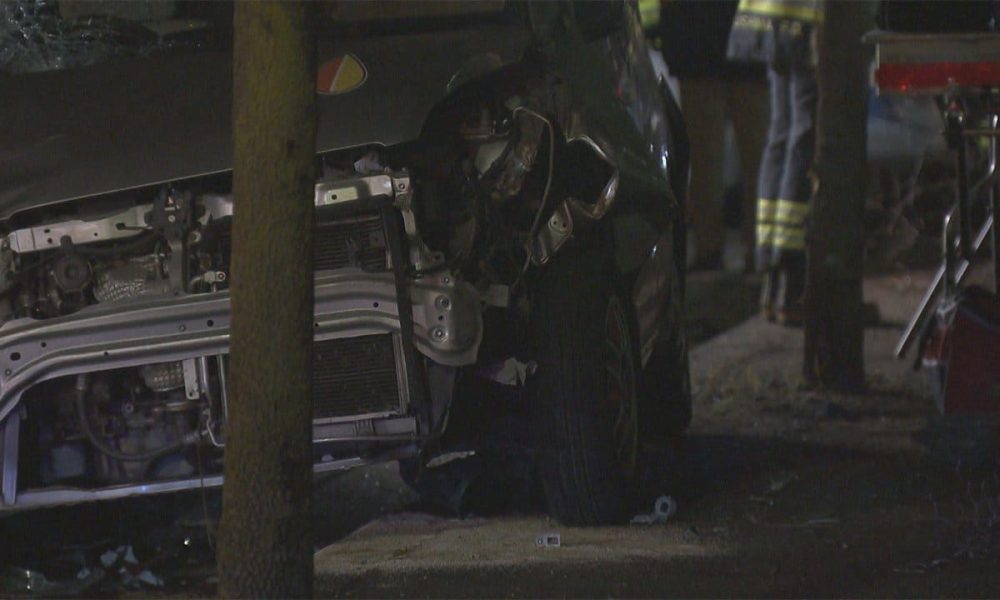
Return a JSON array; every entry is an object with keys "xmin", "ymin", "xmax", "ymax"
[{"xmin": 0, "ymin": 25, "xmax": 528, "ymax": 221}]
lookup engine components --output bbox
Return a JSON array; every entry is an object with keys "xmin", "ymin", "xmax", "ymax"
[
  {"xmin": 93, "ymin": 254, "xmax": 167, "ymax": 302},
  {"xmin": 49, "ymin": 254, "xmax": 92, "ymax": 293},
  {"xmin": 139, "ymin": 362, "xmax": 185, "ymax": 392}
]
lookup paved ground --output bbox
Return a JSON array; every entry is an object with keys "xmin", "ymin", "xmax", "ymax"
[
  {"xmin": 2, "ymin": 269, "xmax": 997, "ymax": 598},
  {"xmin": 312, "ymin": 270, "xmax": 1000, "ymax": 598}
]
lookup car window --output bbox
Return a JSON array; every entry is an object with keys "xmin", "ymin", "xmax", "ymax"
[
  {"xmin": 0, "ymin": 0, "xmax": 231, "ymax": 74},
  {"xmin": 0, "ymin": 0, "xmax": 521, "ymax": 75}
]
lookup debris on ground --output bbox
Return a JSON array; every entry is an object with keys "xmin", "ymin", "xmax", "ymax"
[
  {"xmin": 426, "ymin": 450, "xmax": 477, "ymax": 469},
  {"xmin": 478, "ymin": 358, "xmax": 537, "ymax": 387},
  {"xmin": 0, "ymin": 564, "xmax": 104, "ymax": 597},
  {"xmin": 765, "ymin": 474, "xmax": 798, "ymax": 495},
  {"xmin": 631, "ymin": 496, "xmax": 678, "ymax": 525},
  {"xmin": 0, "ymin": 494, "xmax": 221, "ymax": 597},
  {"xmin": 99, "ymin": 545, "xmax": 164, "ymax": 589},
  {"xmin": 535, "ymin": 532, "xmax": 561, "ymax": 548},
  {"xmin": 99, "ymin": 545, "xmax": 136, "ymax": 569},
  {"xmin": 893, "ymin": 558, "xmax": 950, "ymax": 574}
]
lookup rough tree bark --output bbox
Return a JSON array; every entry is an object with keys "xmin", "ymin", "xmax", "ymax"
[
  {"xmin": 803, "ymin": 1, "xmax": 871, "ymax": 391},
  {"xmin": 218, "ymin": 2, "xmax": 317, "ymax": 597}
]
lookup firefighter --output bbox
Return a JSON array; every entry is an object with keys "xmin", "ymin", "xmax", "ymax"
[
  {"xmin": 658, "ymin": 0, "xmax": 768, "ymax": 272},
  {"xmin": 727, "ymin": 0, "xmax": 822, "ymax": 325}
]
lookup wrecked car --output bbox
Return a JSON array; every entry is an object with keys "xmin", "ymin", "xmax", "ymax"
[{"xmin": 0, "ymin": 0, "xmax": 690, "ymax": 525}]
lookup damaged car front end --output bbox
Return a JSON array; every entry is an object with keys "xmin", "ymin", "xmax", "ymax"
[
  {"xmin": 0, "ymin": 0, "xmax": 690, "ymax": 524},
  {"xmin": 0, "ymin": 169, "xmax": 482, "ymax": 509}
]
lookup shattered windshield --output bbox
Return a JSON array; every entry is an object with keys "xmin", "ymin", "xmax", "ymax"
[
  {"xmin": 0, "ymin": 0, "xmax": 512, "ymax": 75},
  {"xmin": 0, "ymin": 0, "xmax": 229, "ymax": 74}
]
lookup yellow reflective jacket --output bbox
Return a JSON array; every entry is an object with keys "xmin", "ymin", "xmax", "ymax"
[{"xmin": 638, "ymin": 0, "xmax": 661, "ymax": 30}]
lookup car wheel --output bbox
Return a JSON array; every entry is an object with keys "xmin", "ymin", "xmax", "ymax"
[
  {"xmin": 529, "ymin": 244, "xmax": 639, "ymax": 525},
  {"xmin": 639, "ymin": 259, "xmax": 692, "ymax": 439},
  {"xmin": 640, "ymin": 325, "xmax": 692, "ymax": 437}
]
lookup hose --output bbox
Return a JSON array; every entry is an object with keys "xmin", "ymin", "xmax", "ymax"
[{"xmin": 74, "ymin": 373, "xmax": 198, "ymax": 462}]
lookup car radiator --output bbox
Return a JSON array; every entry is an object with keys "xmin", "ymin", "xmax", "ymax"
[
  {"xmin": 219, "ymin": 209, "xmax": 405, "ymax": 420},
  {"xmin": 311, "ymin": 333, "xmax": 404, "ymax": 420},
  {"xmin": 311, "ymin": 209, "xmax": 403, "ymax": 420},
  {"xmin": 219, "ymin": 212, "xmax": 389, "ymax": 272},
  {"xmin": 313, "ymin": 212, "xmax": 389, "ymax": 272}
]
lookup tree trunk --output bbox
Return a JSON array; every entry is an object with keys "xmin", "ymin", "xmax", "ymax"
[
  {"xmin": 218, "ymin": 2, "xmax": 317, "ymax": 597},
  {"xmin": 803, "ymin": 1, "xmax": 870, "ymax": 391}
]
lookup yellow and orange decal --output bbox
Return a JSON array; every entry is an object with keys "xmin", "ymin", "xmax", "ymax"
[{"xmin": 316, "ymin": 54, "xmax": 367, "ymax": 96}]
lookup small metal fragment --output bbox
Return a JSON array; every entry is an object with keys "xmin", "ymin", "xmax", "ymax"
[
  {"xmin": 426, "ymin": 450, "xmax": 476, "ymax": 469},
  {"xmin": 631, "ymin": 495, "xmax": 678, "ymax": 525}
]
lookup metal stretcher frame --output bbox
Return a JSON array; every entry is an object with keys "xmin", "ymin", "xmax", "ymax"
[{"xmin": 867, "ymin": 31, "xmax": 1000, "ymax": 358}]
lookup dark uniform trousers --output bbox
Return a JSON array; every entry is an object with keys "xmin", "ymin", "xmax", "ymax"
[
  {"xmin": 756, "ymin": 61, "xmax": 816, "ymax": 300},
  {"xmin": 727, "ymin": 0, "xmax": 822, "ymax": 312}
]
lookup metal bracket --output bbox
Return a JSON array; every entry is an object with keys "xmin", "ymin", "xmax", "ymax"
[
  {"xmin": 7, "ymin": 205, "xmax": 150, "ymax": 254},
  {"xmin": 7, "ymin": 174, "xmax": 404, "ymax": 255},
  {"xmin": 181, "ymin": 358, "xmax": 202, "ymax": 401},
  {"xmin": 530, "ymin": 201, "xmax": 574, "ymax": 266}
]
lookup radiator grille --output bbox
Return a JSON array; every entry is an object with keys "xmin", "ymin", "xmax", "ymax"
[
  {"xmin": 312, "ymin": 334, "xmax": 402, "ymax": 420},
  {"xmin": 314, "ymin": 214, "xmax": 389, "ymax": 272},
  {"xmin": 218, "ymin": 212, "xmax": 388, "ymax": 273}
]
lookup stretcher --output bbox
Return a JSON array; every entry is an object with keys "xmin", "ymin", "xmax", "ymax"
[{"xmin": 868, "ymin": 32, "xmax": 1000, "ymax": 413}]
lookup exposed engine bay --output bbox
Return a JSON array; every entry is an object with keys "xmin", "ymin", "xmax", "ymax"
[
  {"xmin": 0, "ymin": 82, "xmax": 625, "ymax": 507},
  {"xmin": 0, "ymin": 0, "xmax": 693, "ymax": 523}
]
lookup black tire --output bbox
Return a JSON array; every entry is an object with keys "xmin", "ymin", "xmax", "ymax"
[
  {"xmin": 529, "ymin": 244, "xmax": 640, "ymax": 525},
  {"xmin": 639, "ymin": 259, "xmax": 692, "ymax": 439}
]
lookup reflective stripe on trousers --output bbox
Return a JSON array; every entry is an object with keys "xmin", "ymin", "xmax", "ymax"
[
  {"xmin": 755, "ymin": 63, "xmax": 816, "ymax": 269},
  {"xmin": 736, "ymin": 0, "xmax": 823, "ymax": 23},
  {"xmin": 756, "ymin": 198, "xmax": 807, "ymax": 251}
]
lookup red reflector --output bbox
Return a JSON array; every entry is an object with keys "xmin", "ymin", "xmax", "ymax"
[{"xmin": 876, "ymin": 61, "xmax": 1000, "ymax": 92}]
